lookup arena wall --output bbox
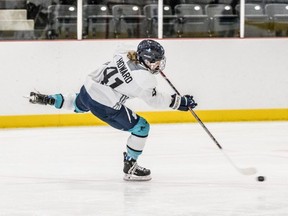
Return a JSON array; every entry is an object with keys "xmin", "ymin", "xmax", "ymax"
[{"xmin": 0, "ymin": 38, "xmax": 287, "ymax": 128}]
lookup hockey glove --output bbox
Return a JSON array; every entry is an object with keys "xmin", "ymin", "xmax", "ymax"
[{"xmin": 170, "ymin": 94, "xmax": 197, "ymax": 111}]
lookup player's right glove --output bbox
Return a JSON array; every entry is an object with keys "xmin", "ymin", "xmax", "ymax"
[{"xmin": 170, "ymin": 94, "xmax": 197, "ymax": 111}]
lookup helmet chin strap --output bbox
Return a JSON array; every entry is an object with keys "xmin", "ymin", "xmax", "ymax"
[{"xmin": 138, "ymin": 58, "xmax": 155, "ymax": 73}]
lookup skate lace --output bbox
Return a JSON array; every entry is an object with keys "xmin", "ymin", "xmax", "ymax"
[{"xmin": 129, "ymin": 162, "xmax": 145, "ymax": 174}]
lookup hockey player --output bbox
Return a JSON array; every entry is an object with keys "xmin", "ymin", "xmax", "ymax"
[{"xmin": 29, "ymin": 39, "xmax": 197, "ymax": 181}]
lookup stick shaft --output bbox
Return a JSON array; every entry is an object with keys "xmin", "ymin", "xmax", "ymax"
[
  {"xmin": 188, "ymin": 108, "xmax": 222, "ymax": 149},
  {"xmin": 159, "ymin": 70, "xmax": 222, "ymax": 149},
  {"xmin": 159, "ymin": 70, "xmax": 257, "ymax": 175}
]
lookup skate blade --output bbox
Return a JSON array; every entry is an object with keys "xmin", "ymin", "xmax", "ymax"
[{"xmin": 123, "ymin": 174, "xmax": 152, "ymax": 181}]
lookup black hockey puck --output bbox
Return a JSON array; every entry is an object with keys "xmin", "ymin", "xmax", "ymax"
[{"xmin": 257, "ymin": 176, "xmax": 265, "ymax": 182}]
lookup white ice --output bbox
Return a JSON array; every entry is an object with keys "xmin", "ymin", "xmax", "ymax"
[{"xmin": 0, "ymin": 121, "xmax": 287, "ymax": 216}]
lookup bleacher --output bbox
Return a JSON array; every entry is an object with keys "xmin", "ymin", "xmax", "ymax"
[
  {"xmin": 0, "ymin": 0, "xmax": 288, "ymax": 40},
  {"xmin": 0, "ymin": 0, "xmax": 35, "ymax": 39}
]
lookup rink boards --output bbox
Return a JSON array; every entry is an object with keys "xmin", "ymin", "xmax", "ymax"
[{"xmin": 1, "ymin": 108, "xmax": 287, "ymax": 128}]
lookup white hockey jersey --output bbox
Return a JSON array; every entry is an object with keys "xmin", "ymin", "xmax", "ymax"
[{"xmin": 84, "ymin": 50, "xmax": 172, "ymax": 110}]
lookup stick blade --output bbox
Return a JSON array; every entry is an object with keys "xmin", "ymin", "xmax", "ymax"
[{"xmin": 238, "ymin": 167, "xmax": 257, "ymax": 176}]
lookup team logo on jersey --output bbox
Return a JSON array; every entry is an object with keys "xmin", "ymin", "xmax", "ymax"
[
  {"xmin": 116, "ymin": 57, "xmax": 133, "ymax": 84},
  {"xmin": 152, "ymin": 88, "xmax": 157, "ymax": 97}
]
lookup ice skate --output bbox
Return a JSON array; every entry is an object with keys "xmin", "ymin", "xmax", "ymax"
[
  {"xmin": 29, "ymin": 92, "xmax": 64, "ymax": 108},
  {"xmin": 123, "ymin": 152, "xmax": 151, "ymax": 181},
  {"xmin": 29, "ymin": 92, "xmax": 55, "ymax": 105}
]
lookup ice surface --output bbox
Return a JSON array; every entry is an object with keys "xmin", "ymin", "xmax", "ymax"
[{"xmin": 0, "ymin": 122, "xmax": 287, "ymax": 216}]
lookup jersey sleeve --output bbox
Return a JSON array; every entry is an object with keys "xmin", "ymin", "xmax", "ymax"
[
  {"xmin": 139, "ymin": 87, "xmax": 172, "ymax": 109},
  {"xmin": 133, "ymin": 71, "xmax": 172, "ymax": 109}
]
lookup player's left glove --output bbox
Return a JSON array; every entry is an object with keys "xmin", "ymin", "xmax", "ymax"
[{"xmin": 170, "ymin": 94, "xmax": 197, "ymax": 111}]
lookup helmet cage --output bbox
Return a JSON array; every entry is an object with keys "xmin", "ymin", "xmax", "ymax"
[{"xmin": 143, "ymin": 57, "xmax": 166, "ymax": 74}]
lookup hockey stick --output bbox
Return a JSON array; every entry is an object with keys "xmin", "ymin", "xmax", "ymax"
[{"xmin": 159, "ymin": 70, "xmax": 257, "ymax": 176}]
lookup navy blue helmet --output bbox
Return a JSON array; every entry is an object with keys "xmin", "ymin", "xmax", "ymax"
[{"xmin": 137, "ymin": 40, "xmax": 166, "ymax": 74}]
